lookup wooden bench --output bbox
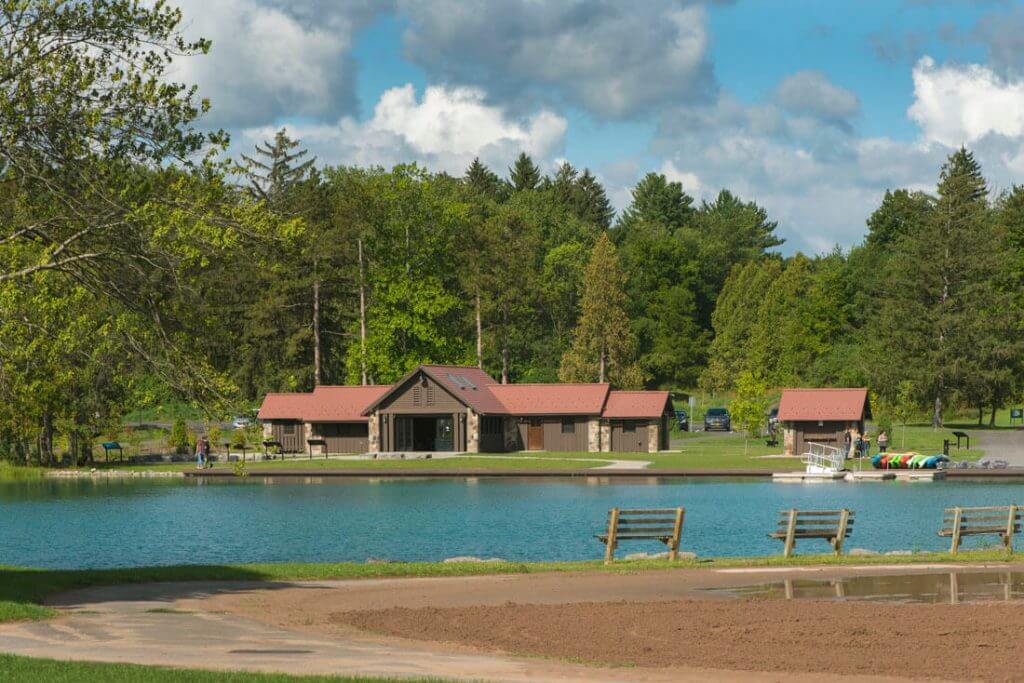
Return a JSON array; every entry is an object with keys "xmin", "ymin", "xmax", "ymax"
[
  {"xmin": 939, "ymin": 505, "xmax": 1021, "ymax": 554},
  {"xmin": 596, "ymin": 507, "xmax": 685, "ymax": 563},
  {"xmin": 769, "ymin": 509, "xmax": 854, "ymax": 558}
]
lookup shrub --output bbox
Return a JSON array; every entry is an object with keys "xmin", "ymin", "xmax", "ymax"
[{"xmin": 167, "ymin": 419, "xmax": 190, "ymax": 455}]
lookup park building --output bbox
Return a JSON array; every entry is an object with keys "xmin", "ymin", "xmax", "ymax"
[{"xmin": 257, "ymin": 364, "xmax": 674, "ymax": 455}]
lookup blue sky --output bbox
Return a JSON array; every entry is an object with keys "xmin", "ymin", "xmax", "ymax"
[{"xmin": 174, "ymin": 0, "xmax": 1024, "ymax": 253}]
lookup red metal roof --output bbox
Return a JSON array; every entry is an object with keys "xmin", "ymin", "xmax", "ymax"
[
  {"xmin": 420, "ymin": 365, "xmax": 508, "ymax": 414},
  {"xmin": 257, "ymin": 385, "xmax": 391, "ymax": 422},
  {"xmin": 490, "ymin": 383, "xmax": 610, "ymax": 415},
  {"xmin": 776, "ymin": 388, "xmax": 870, "ymax": 422},
  {"xmin": 602, "ymin": 391, "xmax": 671, "ymax": 419}
]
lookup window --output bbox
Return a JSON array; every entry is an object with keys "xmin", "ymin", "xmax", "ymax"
[
  {"xmin": 282, "ymin": 423, "xmax": 296, "ymax": 435},
  {"xmin": 561, "ymin": 418, "xmax": 575, "ymax": 434},
  {"xmin": 426, "ymin": 386, "xmax": 435, "ymax": 405},
  {"xmin": 412, "ymin": 386, "xmax": 422, "ymax": 406},
  {"xmin": 622, "ymin": 421, "xmax": 636, "ymax": 433}
]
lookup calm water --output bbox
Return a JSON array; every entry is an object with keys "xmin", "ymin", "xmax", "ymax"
[{"xmin": 2, "ymin": 477, "xmax": 1024, "ymax": 569}]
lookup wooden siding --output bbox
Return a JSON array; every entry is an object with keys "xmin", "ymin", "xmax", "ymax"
[
  {"xmin": 377, "ymin": 372, "xmax": 465, "ymax": 414},
  {"xmin": 611, "ymin": 420, "xmax": 650, "ymax": 452},
  {"xmin": 479, "ymin": 415, "xmax": 506, "ymax": 453},
  {"xmin": 311, "ymin": 422, "xmax": 368, "ymax": 453},
  {"xmin": 514, "ymin": 417, "xmax": 588, "ymax": 451},
  {"xmin": 791, "ymin": 420, "xmax": 850, "ymax": 456},
  {"xmin": 269, "ymin": 420, "xmax": 303, "ymax": 452}
]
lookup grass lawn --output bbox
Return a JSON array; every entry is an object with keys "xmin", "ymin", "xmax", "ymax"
[
  {"xmin": 1, "ymin": 548, "xmax": 1018, "ymax": 625},
  {"xmin": 0, "ymin": 654, "xmax": 442, "ymax": 682}
]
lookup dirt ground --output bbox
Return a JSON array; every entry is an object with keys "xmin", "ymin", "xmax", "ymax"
[{"xmin": 188, "ymin": 565, "xmax": 1024, "ymax": 682}]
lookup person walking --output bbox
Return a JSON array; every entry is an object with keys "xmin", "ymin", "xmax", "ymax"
[
  {"xmin": 877, "ymin": 430, "xmax": 889, "ymax": 453},
  {"xmin": 195, "ymin": 437, "xmax": 205, "ymax": 469},
  {"xmin": 200, "ymin": 436, "xmax": 212, "ymax": 469}
]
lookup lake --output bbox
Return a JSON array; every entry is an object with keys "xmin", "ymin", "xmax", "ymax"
[{"xmin": 1, "ymin": 477, "xmax": 1021, "ymax": 569}]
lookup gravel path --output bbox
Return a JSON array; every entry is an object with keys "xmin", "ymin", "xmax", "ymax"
[{"xmin": 972, "ymin": 429, "xmax": 1024, "ymax": 465}]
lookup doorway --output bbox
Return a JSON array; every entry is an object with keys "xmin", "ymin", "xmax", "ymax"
[
  {"xmin": 527, "ymin": 418, "xmax": 544, "ymax": 450},
  {"xmin": 395, "ymin": 415, "xmax": 455, "ymax": 451}
]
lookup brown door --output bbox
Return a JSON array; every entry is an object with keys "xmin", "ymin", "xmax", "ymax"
[{"xmin": 527, "ymin": 418, "xmax": 544, "ymax": 450}]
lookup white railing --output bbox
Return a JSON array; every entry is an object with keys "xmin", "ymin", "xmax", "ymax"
[{"xmin": 802, "ymin": 442, "xmax": 846, "ymax": 473}]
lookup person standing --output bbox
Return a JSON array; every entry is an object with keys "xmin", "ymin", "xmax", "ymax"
[
  {"xmin": 201, "ymin": 436, "xmax": 212, "ymax": 468},
  {"xmin": 877, "ymin": 430, "xmax": 889, "ymax": 453},
  {"xmin": 195, "ymin": 437, "xmax": 205, "ymax": 469}
]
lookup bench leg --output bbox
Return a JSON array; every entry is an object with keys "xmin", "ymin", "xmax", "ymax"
[
  {"xmin": 604, "ymin": 508, "xmax": 620, "ymax": 564},
  {"xmin": 669, "ymin": 507, "xmax": 684, "ymax": 561},
  {"xmin": 950, "ymin": 507, "xmax": 962, "ymax": 555},
  {"xmin": 1006, "ymin": 506, "xmax": 1017, "ymax": 554},
  {"xmin": 783, "ymin": 509, "xmax": 797, "ymax": 559}
]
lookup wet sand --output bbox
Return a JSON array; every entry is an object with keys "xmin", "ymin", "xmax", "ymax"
[{"xmin": 183, "ymin": 564, "xmax": 1024, "ymax": 681}]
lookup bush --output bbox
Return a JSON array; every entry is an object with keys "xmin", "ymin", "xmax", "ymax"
[
  {"xmin": 167, "ymin": 419, "xmax": 190, "ymax": 455},
  {"xmin": 230, "ymin": 428, "xmax": 247, "ymax": 450}
]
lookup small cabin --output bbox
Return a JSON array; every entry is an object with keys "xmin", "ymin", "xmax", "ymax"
[{"xmin": 776, "ymin": 388, "xmax": 871, "ymax": 456}]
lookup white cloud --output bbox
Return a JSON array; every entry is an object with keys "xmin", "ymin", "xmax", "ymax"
[
  {"xmin": 173, "ymin": 0, "xmax": 387, "ymax": 127},
  {"xmin": 398, "ymin": 0, "xmax": 716, "ymax": 119},
  {"xmin": 908, "ymin": 56, "xmax": 1024, "ymax": 146},
  {"xmin": 239, "ymin": 84, "xmax": 567, "ymax": 174},
  {"xmin": 775, "ymin": 70, "xmax": 860, "ymax": 130},
  {"xmin": 659, "ymin": 161, "xmax": 702, "ymax": 197}
]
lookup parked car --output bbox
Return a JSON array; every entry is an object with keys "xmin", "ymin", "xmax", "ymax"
[
  {"xmin": 675, "ymin": 409, "xmax": 689, "ymax": 432},
  {"xmin": 704, "ymin": 407, "xmax": 731, "ymax": 432},
  {"xmin": 231, "ymin": 416, "xmax": 252, "ymax": 430}
]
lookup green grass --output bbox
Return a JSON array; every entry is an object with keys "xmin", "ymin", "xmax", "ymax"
[
  {"xmin": 1, "ymin": 549, "xmax": 1018, "ymax": 625},
  {"xmin": 0, "ymin": 654, "xmax": 442, "ymax": 682},
  {"xmin": 0, "ymin": 463, "xmax": 45, "ymax": 481}
]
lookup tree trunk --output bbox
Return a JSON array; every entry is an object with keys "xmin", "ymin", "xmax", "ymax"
[
  {"xmin": 475, "ymin": 293, "xmax": 483, "ymax": 370},
  {"xmin": 932, "ymin": 393, "xmax": 942, "ymax": 429},
  {"xmin": 312, "ymin": 276, "xmax": 321, "ymax": 386},
  {"xmin": 599, "ymin": 343, "xmax": 606, "ymax": 384},
  {"xmin": 358, "ymin": 238, "xmax": 368, "ymax": 386},
  {"xmin": 501, "ymin": 303, "xmax": 509, "ymax": 384},
  {"xmin": 41, "ymin": 412, "xmax": 54, "ymax": 466},
  {"xmin": 990, "ymin": 404, "xmax": 998, "ymax": 427},
  {"xmin": 978, "ymin": 406, "xmax": 984, "ymax": 426}
]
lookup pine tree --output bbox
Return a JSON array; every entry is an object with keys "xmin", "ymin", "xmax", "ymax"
[
  {"xmin": 870, "ymin": 147, "xmax": 996, "ymax": 427},
  {"xmin": 464, "ymin": 157, "xmax": 507, "ymax": 200},
  {"xmin": 239, "ymin": 129, "xmax": 316, "ymax": 211},
  {"xmin": 559, "ymin": 233, "xmax": 640, "ymax": 387},
  {"xmin": 509, "ymin": 152, "xmax": 541, "ymax": 192},
  {"xmin": 615, "ymin": 173, "xmax": 694, "ymax": 235},
  {"xmin": 865, "ymin": 189, "xmax": 930, "ymax": 251},
  {"xmin": 576, "ymin": 169, "xmax": 615, "ymax": 230}
]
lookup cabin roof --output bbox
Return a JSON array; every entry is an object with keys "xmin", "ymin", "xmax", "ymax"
[{"xmin": 776, "ymin": 388, "xmax": 870, "ymax": 422}]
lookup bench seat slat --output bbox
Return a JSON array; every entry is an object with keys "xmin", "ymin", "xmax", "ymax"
[
  {"xmin": 776, "ymin": 518, "xmax": 855, "ymax": 526},
  {"xmin": 777, "ymin": 510, "xmax": 851, "ymax": 517},
  {"xmin": 613, "ymin": 508, "xmax": 684, "ymax": 515},
  {"xmin": 940, "ymin": 525, "xmax": 1021, "ymax": 536},
  {"xmin": 943, "ymin": 515, "xmax": 1020, "ymax": 524},
  {"xmin": 614, "ymin": 518, "xmax": 679, "ymax": 525},
  {"xmin": 943, "ymin": 506, "xmax": 1021, "ymax": 513}
]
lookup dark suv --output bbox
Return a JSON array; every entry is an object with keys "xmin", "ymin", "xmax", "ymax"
[{"xmin": 704, "ymin": 407, "xmax": 731, "ymax": 432}]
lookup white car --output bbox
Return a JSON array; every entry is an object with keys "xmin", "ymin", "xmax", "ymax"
[{"xmin": 231, "ymin": 416, "xmax": 252, "ymax": 430}]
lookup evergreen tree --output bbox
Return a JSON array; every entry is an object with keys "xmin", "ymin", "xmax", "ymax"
[
  {"xmin": 615, "ymin": 173, "xmax": 694, "ymax": 235},
  {"xmin": 239, "ymin": 129, "xmax": 316, "ymax": 211},
  {"xmin": 509, "ymin": 152, "xmax": 542, "ymax": 192},
  {"xmin": 464, "ymin": 157, "xmax": 508, "ymax": 200},
  {"xmin": 559, "ymin": 233, "xmax": 640, "ymax": 387},
  {"xmin": 870, "ymin": 147, "xmax": 996, "ymax": 427},
  {"xmin": 576, "ymin": 169, "xmax": 615, "ymax": 230},
  {"xmin": 865, "ymin": 189, "xmax": 930, "ymax": 251}
]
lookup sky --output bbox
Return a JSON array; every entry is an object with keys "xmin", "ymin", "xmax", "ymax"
[{"xmin": 171, "ymin": 0, "xmax": 1024, "ymax": 254}]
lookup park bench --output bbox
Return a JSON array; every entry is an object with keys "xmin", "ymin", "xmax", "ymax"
[
  {"xmin": 951, "ymin": 430, "xmax": 970, "ymax": 450},
  {"xmin": 596, "ymin": 507, "xmax": 685, "ymax": 563},
  {"xmin": 939, "ymin": 505, "xmax": 1021, "ymax": 554},
  {"xmin": 769, "ymin": 509, "xmax": 854, "ymax": 558}
]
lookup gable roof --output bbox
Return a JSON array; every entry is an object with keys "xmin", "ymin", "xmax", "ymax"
[
  {"xmin": 360, "ymin": 365, "xmax": 508, "ymax": 415},
  {"xmin": 776, "ymin": 388, "xmax": 870, "ymax": 422},
  {"xmin": 602, "ymin": 390, "xmax": 672, "ymax": 419},
  {"xmin": 490, "ymin": 383, "xmax": 610, "ymax": 415},
  {"xmin": 257, "ymin": 385, "xmax": 391, "ymax": 422}
]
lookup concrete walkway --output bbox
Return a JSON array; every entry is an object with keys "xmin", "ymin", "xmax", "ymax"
[{"xmin": 971, "ymin": 429, "xmax": 1024, "ymax": 465}]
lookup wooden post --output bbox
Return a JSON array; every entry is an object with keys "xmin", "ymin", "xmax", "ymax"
[
  {"xmin": 783, "ymin": 508, "xmax": 798, "ymax": 558},
  {"xmin": 950, "ymin": 507, "xmax": 962, "ymax": 554},
  {"xmin": 1005, "ymin": 505, "xmax": 1017, "ymax": 552},
  {"xmin": 669, "ymin": 508, "xmax": 685, "ymax": 561},
  {"xmin": 834, "ymin": 509, "xmax": 850, "ymax": 556},
  {"xmin": 604, "ymin": 508, "xmax": 620, "ymax": 564}
]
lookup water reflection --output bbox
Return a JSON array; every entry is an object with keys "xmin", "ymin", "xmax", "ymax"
[{"xmin": 722, "ymin": 571, "xmax": 1024, "ymax": 604}]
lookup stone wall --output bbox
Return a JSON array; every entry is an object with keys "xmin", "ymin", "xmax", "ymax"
[
  {"xmin": 305, "ymin": 422, "xmax": 324, "ymax": 456},
  {"xmin": 587, "ymin": 419, "xmax": 601, "ymax": 452},
  {"xmin": 600, "ymin": 421, "xmax": 611, "ymax": 453},
  {"xmin": 262, "ymin": 421, "xmax": 272, "ymax": 439},
  {"xmin": 367, "ymin": 412, "xmax": 380, "ymax": 452},
  {"xmin": 783, "ymin": 427, "xmax": 796, "ymax": 455},
  {"xmin": 648, "ymin": 422, "xmax": 659, "ymax": 453},
  {"xmin": 466, "ymin": 409, "xmax": 480, "ymax": 453}
]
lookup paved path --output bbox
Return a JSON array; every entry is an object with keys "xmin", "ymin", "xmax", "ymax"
[{"xmin": 972, "ymin": 429, "xmax": 1024, "ymax": 465}]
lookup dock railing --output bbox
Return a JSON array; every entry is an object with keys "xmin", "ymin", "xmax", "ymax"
[{"xmin": 802, "ymin": 442, "xmax": 846, "ymax": 473}]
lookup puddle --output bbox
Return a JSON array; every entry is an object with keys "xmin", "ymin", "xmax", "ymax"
[{"xmin": 713, "ymin": 571, "xmax": 1024, "ymax": 604}]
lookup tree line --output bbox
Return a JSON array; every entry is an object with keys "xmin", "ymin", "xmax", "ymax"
[{"xmin": 1, "ymin": 2, "xmax": 1021, "ymax": 465}]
